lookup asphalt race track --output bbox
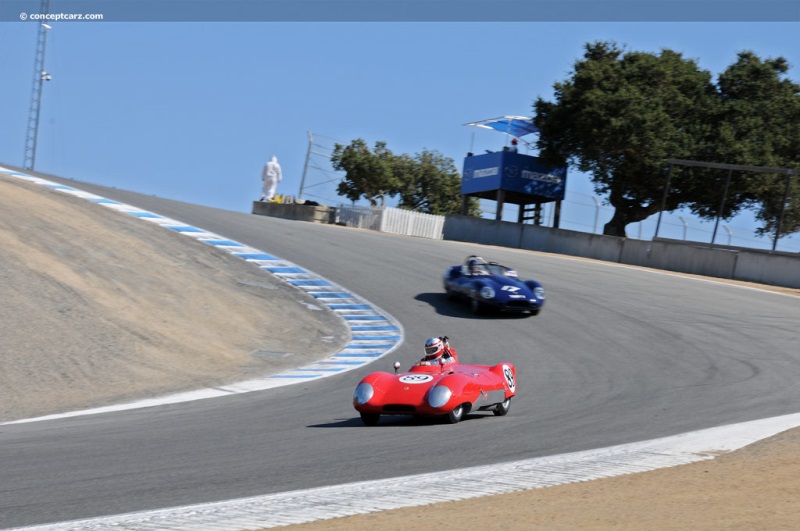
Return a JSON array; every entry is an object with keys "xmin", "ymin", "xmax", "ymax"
[{"xmin": 2, "ymin": 175, "xmax": 800, "ymax": 528}]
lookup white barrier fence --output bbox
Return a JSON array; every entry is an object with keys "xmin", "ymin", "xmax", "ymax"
[{"xmin": 336, "ymin": 205, "xmax": 445, "ymax": 240}]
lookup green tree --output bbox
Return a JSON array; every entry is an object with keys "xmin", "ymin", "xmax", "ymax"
[
  {"xmin": 331, "ymin": 139, "xmax": 400, "ymax": 206},
  {"xmin": 395, "ymin": 149, "xmax": 479, "ymax": 215},
  {"xmin": 708, "ymin": 52, "xmax": 800, "ymax": 238},
  {"xmin": 332, "ymin": 139, "xmax": 480, "ymax": 216},
  {"xmin": 533, "ymin": 41, "xmax": 720, "ymax": 236}
]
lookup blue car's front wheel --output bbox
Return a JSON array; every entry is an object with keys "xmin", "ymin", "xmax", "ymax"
[{"xmin": 470, "ymin": 297, "xmax": 483, "ymax": 314}]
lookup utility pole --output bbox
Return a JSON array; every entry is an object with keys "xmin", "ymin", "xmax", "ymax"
[
  {"xmin": 298, "ymin": 131, "xmax": 314, "ymax": 199},
  {"xmin": 23, "ymin": 0, "xmax": 52, "ymax": 171}
]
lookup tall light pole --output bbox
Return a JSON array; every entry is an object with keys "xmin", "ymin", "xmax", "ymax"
[
  {"xmin": 298, "ymin": 131, "xmax": 314, "ymax": 200},
  {"xmin": 23, "ymin": 0, "xmax": 52, "ymax": 171}
]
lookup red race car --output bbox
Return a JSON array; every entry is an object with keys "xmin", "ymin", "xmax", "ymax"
[{"xmin": 352, "ymin": 337, "xmax": 517, "ymax": 425}]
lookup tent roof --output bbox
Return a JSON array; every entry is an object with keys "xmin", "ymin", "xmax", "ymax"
[{"xmin": 463, "ymin": 115, "xmax": 539, "ymax": 138}]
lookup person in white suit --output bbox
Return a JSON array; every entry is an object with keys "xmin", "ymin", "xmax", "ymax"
[{"xmin": 260, "ymin": 156, "xmax": 283, "ymax": 201}]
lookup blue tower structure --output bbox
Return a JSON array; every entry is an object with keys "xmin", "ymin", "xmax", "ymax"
[{"xmin": 462, "ymin": 117, "xmax": 567, "ymax": 225}]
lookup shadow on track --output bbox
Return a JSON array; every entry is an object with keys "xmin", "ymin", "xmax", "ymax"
[
  {"xmin": 309, "ymin": 414, "xmax": 494, "ymax": 429},
  {"xmin": 414, "ymin": 292, "xmax": 533, "ymax": 320}
]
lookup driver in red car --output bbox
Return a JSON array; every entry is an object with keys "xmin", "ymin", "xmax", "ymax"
[{"xmin": 419, "ymin": 336, "xmax": 459, "ymax": 365}]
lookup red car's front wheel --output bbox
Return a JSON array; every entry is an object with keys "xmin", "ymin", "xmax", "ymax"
[
  {"xmin": 360, "ymin": 412, "xmax": 380, "ymax": 426},
  {"xmin": 446, "ymin": 404, "xmax": 466, "ymax": 424}
]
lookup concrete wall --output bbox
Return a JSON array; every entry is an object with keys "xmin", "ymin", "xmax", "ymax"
[
  {"xmin": 636, "ymin": 241, "xmax": 739, "ymax": 279},
  {"xmin": 735, "ymin": 252, "xmax": 800, "ymax": 287},
  {"xmin": 252, "ymin": 201, "xmax": 335, "ymax": 224},
  {"xmin": 250, "ymin": 207, "xmax": 798, "ymax": 289},
  {"xmin": 443, "ymin": 216, "xmax": 523, "ymax": 249},
  {"xmin": 443, "ymin": 215, "xmax": 799, "ymax": 289},
  {"xmin": 520, "ymin": 224, "xmax": 625, "ymax": 263}
]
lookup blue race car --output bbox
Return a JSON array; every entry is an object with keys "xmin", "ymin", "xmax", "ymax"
[{"xmin": 443, "ymin": 255, "xmax": 546, "ymax": 316}]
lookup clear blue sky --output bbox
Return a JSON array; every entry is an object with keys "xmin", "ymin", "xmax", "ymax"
[{"xmin": 2, "ymin": 13, "xmax": 799, "ymax": 250}]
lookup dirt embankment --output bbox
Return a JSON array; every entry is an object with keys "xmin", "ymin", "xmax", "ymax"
[{"xmin": 0, "ymin": 175, "xmax": 349, "ymax": 422}]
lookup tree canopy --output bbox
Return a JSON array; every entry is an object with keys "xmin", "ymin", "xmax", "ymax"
[
  {"xmin": 711, "ymin": 52, "xmax": 800, "ymax": 237},
  {"xmin": 534, "ymin": 41, "xmax": 800, "ymax": 239},
  {"xmin": 331, "ymin": 139, "xmax": 480, "ymax": 216},
  {"xmin": 331, "ymin": 139, "xmax": 399, "ymax": 207}
]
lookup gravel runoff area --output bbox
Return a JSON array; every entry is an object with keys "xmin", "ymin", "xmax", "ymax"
[{"xmin": 2, "ymin": 173, "xmax": 799, "ymax": 529}]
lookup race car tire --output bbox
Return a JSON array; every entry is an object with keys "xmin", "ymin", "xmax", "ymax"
[
  {"xmin": 360, "ymin": 412, "xmax": 380, "ymax": 426},
  {"xmin": 470, "ymin": 297, "xmax": 483, "ymax": 315},
  {"xmin": 445, "ymin": 287, "xmax": 457, "ymax": 301},
  {"xmin": 446, "ymin": 404, "xmax": 465, "ymax": 424},
  {"xmin": 493, "ymin": 397, "xmax": 511, "ymax": 416}
]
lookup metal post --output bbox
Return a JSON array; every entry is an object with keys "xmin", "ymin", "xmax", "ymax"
[
  {"xmin": 653, "ymin": 163, "xmax": 673, "ymax": 240},
  {"xmin": 723, "ymin": 224, "xmax": 733, "ymax": 246},
  {"xmin": 711, "ymin": 169, "xmax": 732, "ymax": 247},
  {"xmin": 23, "ymin": 0, "xmax": 52, "ymax": 171},
  {"xmin": 298, "ymin": 131, "xmax": 314, "ymax": 199},
  {"xmin": 678, "ymin": 216, "xmax": 688, "ymax": 240},
  {"xmin": 496, "ymin": 190, "xmax": 505, "ymax": 221},
  {"xmin": 592, "ymin": 196, "xmax": 601, "ymax": 234},
  {"xmin": 772, "ymin": 170, "xmax": 792, "ymax": 252},
  {"xmin": 553, "ymin": 200, "xmax": 561, "ymax": 229}
]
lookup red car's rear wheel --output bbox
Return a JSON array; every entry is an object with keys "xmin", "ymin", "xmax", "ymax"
[{"xmin": 493, "ymin": 397, "xmax": 512, "ymax": 416}]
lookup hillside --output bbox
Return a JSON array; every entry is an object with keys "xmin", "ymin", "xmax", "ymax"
[{"xmin": 0, "ymin": 173, "xmax": 348, "ymax": 422}]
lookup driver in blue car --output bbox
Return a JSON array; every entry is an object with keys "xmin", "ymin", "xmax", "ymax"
[
  {"xmin": 467, "ymin": 256, "xmax": 489, "ymax": 276},
  {"xmin": 419, "ymin": 336, "xmax": 459, "ymax": 365}
]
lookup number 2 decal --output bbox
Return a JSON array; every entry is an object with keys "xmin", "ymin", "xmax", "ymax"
[{"xmin": 501, "ymin": 286, "xmax": 520, "ymax": 293}]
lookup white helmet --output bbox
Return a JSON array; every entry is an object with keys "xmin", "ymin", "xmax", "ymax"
[{"xmin": 424, "ymin": 337, "xmax": 445, "ymax": 361}]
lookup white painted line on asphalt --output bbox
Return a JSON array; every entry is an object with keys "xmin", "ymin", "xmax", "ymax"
[{"xmin": 15, "ymin": 411, "xmax": 800, "ymax": 530}]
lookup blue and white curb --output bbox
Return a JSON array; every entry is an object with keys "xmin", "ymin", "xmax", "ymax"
[{"xmin": 0, "ymin": 166, "xmax": 403, "ymax": 424}]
